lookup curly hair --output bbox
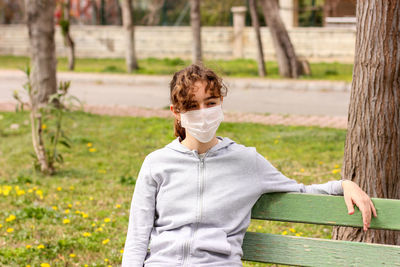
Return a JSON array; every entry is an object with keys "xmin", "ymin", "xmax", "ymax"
[{"xmin": 170, "ymin": 64, "xmax": 228, "ymax": 140}]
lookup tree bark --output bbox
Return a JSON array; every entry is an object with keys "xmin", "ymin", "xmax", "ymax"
[
  {"xmin": 249, "ymin": 0, "xmax": 266, "ymax": 77},
  {"xmin": 121, "ymin": 0, "xmax": 138, "ymax": 72},
  {"xmin": 25, "ymin": 0, "xmax": 57, "ymax": 109},
  {"xmin": 25, "ymin": 0, "xmax": 57, "ymax": 174},
  {"xmin": 332, "ymin": 0, "xmax": 400, "ymax": 245},
  {"xmin": 190, "ymin": 0, "xmax": 202, "ymax": 64},
  {"xmin": 260, "ymin": 0, "xmax": 299, "ymax": 78}
]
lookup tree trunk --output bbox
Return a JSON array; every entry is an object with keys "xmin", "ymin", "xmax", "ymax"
[
  {"xmin": 25, "ymin": 0, "xmax": 57, "ymax": 174},
  {"xmin": 91, "ymin": 0, "xmax": 99, "ymax": 25},
  {"xmin": 249, "ymin": 0, "xmax": 266, "ymax": 77},
  {"xmin": 121, "ymin": 0, "xmax": 138, "ymax": 72},
  {"xmin": 143, "ymin": 0, "xmax": 165, "ymax": 26},
  {"xmin": 332, "ymin": 0, "xmax": 400, "ymax": 245},
  {"xmin": 62, "ymin": 0, "xmax": 75, "ymax": 71},
  {"xmin": 260, "ymin": 0, "xmax": 299, "ymax": 78},
  {"xmin": 190, "ymin": 0, "xmax": 202, "ymax": 64}
]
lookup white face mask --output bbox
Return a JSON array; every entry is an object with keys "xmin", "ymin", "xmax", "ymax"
[{"xmin": 180, "ymin": 105, "xmax": 224, "ymax": 143}]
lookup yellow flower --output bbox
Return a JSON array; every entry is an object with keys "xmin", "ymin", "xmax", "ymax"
[
  {"xmin": 332, "ymin": 169, "xmax": 340, "ymax": 174},
  {"xmin": 69, "ymin": 253, "xmax": 76, "ymax": 258},
  {"xmin": 69, "ymin": 186, "xmax": 75, "ymax": 191},
  {"xmin": 17, "ymin": 189, "xmax": 25, "ymax": 196},
  {"xmin": 89, "ymin": 148, "xmax": 97, "ymax": 153},
  {"xmin": 75, "ymin": 210, "xmax": 81, "ymax": 214},
  {"xmin": 274, "ymin": 139, "xmax": 279, "ymax": 144},
  {"xmin": 28, "ymin": 188, "xmax": 33, "ymax": 193},
  {"xmin": 98, "ymin": 169, "xmax": 107, "ymax": 174},
  {"xmin": 296, "ymin": 233, "xmax": 301, "ymax": 237},
  {"xmin": 334, "ymin": 164, "xmax": 340, "ymax": 169},
  {"xmin": 67, "ymin": 203, "xmax": 72, "ymax": 208},
  {"xmin": 101, "ymin": 223, "xmax": 105, "ymax": 227},
  {"xmin": 104, "ymin": 258, "xmax": 109, "ymax": 262},
  {"xmin": 91, "ymin": 222, "xmax": 96, "ymax": 227},
  {"xmin": 6, "ymin": 228, "xmax": 14, "ymax": 233},
  {"xmin": 319, "ymin": 161, "xmax": 324, "ymax": 165},
  {"xmin": 41, "ymin": 124, "xmax": 47, "ymax": 130},
  {"xmin": 40, "ymin": 263, "xmax": 50, "ymax": 267},
  {"xmin": 120, "ymin": 249, "xmax": 124, "ymax": 254},
  {"xmin": 64, "ymin": 209, "xmax": 70, "ymax": 214},
  {"xmin": 89, "ymin": 196, "xmax": 93, "ymax": 200},
  {"xmin": 26, "ymin": 244, "xmax": 32, "ymax": 249},
  {"xmin": 6, "ymin": 214, "xmax": 16, "ymax": 222},
  {"xmin": 282, "ymin": 230, "xmax": 288, "ymax": 235},
  {"xmin": 82, "ymin": 232, "xmax": 91, "ymax": 237},
  {"xmin": 0, "ymin": 224, "xmax": 2, "ymax": 228},
  {"xmin": 26, "ymin": 265, "xmax": 31, "ymax": 267},
  {"xmin": 63, "ymin": 218, "xmax": 70, "ymax": 224},
  {"xmin": 75, "ymin": 201, "xmax": 81, "ymax": 206},
  {"xmin": 115, "ymin": 204, "xmax": 121, "ymax": 209},
  {"xmin": 84, "ymin": 265, "xmax": 88, "ymax": 267},
  {"xmin": 87, "ymin": 142, "xmax": 93, "ymax": 147},
  {"xmin": 102, "ymin": 238, "xmax": 110, "ymax": 245},
  {"xmin": 81, "ymin": 212, "xmax": 89, "ymax": 218},
  {"xmin": 37, "ymin": 244, "xmax": 45, "ymax": 249},
  {"xmin": 289, "ymin": 228, "xmax": 296, "ymax": 233},
  {"xmin": 56, "ymin": 187, "xmax": 62, "ymax": 191},
  {"xmin": 300, "ymin": 168, "xmax": 305, "ymax": 173},
  {"xmin": 95, "ymin": 227, "xmax": 103, "ymax": 232},
  {"xmin": 104, "ymin": 218, "xmax": 111, "ymax": 223},
  {"xmin": 52, "ymin": 206, "xmax": 58, "ymax": 211}
]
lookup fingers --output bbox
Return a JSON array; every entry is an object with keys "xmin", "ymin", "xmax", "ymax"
[
  {"xmin": 370, "ymin": 200, "xmax": 378, "ymax": 217},
  {"xmin": 360, "ymin": 204, "xmax": 371, "ymax": 231},
  {"xmin": 344, "ymin": 195, "xmax": 355, "ymax": 215}
]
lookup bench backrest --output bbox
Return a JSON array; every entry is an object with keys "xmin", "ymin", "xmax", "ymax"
[{"xmin": 242, "ymin": 193, "xmax": 400, "ymax": 266}]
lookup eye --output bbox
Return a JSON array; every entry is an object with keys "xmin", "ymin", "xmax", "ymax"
[{"xmin": 207, "ymin": 102, "xmax": 216, "ymax": 106}]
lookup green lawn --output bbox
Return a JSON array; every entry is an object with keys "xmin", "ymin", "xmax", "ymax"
[
  {"xmin": 0, "ymin": 110, "xmax": 346, "ymax": 266},
  {"xmin": 0, "ymin": 56, "xmax": 353, "ymax": 81}
]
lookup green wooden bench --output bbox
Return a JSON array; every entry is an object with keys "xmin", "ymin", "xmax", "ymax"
[{"xmin": 242, "ymin": 193, "xmax": 400, "ymax": 266}]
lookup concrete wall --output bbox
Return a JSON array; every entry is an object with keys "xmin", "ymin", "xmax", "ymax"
[{"xmin": 0, "ymin": 25, "xmax": 356, "ymax": 62}]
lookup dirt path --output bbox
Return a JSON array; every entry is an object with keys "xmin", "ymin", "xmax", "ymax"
[{"xmin": 0, "ymin": 102, "xmax": 347, "ymax": 129}]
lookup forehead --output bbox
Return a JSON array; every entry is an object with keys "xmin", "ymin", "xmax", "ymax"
[{"xmin": 190, "ymin": 81, "xmax": 218, "ymax": 101}]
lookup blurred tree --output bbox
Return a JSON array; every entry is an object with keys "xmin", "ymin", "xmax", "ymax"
[
  {"xmin": 121, "ymin": 0, "xmax": 139, "ymax": 72},
  {"xmin": 142, "ymin": 0, "xmax": 165, "ymax": 25},
  {"xmin": 332, "ymin": 0, "xmax": 400, "ymax": 245},
  {"xmin": 58, "ymin": 0, "xmax": 76, "ymax": 70},
  {"xmin": 190, "ymin": 0, "xmax": 202, "ymax": 64},
  {"xmin": 248, "ymin": 0, "xmax": 266, "ymax": 76},
  {"xmin": 260, "ymin": 0, "xmax": 301, "ymax": 78},
  {"xmin": 25, "ymin": 0, "xmax": 58, "ymax": 173}
]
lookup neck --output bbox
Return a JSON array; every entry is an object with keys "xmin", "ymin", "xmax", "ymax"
[{"xmin": 181, "ymin": 134, "xmax": 218, "ymax": 154}]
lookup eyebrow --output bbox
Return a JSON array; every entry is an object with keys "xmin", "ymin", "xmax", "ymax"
[{"xmin": 204, "ymin": 96, "xmax": 219, "ymax": 101}]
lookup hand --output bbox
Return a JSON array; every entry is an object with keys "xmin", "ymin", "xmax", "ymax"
[{"xmin": 341, "ymin": 180, "xmax": 377, "ymax": 231}]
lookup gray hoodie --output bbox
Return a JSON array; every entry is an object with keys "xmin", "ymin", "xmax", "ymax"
[{"xmin": 122, "ymin": 136, "xmax": 344, "ymax": 267}]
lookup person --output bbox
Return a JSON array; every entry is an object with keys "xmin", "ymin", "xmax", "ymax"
[{"xmin": 122, "ymin": 64, "xmax": 377, "ymax": 267}]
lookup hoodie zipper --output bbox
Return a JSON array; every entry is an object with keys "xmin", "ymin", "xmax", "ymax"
[{"xmin": 182, "ymin": 152, "xmax": 207, "ymax": 266}]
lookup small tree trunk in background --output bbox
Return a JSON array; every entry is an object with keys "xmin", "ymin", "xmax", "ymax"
[
  {"xmin": 121, "ymin": 0, "xmax": 138, "ymax": 72},
  {"xmin": 61, "ymin": 0, "xmax": 75, "ymax": 71},
  {"xmin": 260, "ymin": 0, "xmax": 299, "ymax": 78},
  {"xmin": 249, "ymin": 0, "xmax": 266, "ymax": 77},
  {"xmin": 91, "ymin": 0, "xmax": 98, "ymax": 24},
  {"xmin": 143, "ymin": 0, "xmax": 165, "ymax": 26},
  {"xmin": 332, "ymin": 0, "xmax": 400, "ymax": 245},
  {"xmin": 190, "ymin": 0, "xmax": 202, "ymax": 64},
  {"xmin": 25, "ymin": 0, "xmax": 57, "ymax": 174}
]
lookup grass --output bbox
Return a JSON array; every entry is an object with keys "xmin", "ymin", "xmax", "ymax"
[
  {"xmin": 0, "ymin": 55, "xmax": 354, "ymax": 81},
  {"xmin": 0, "ymin": 110, "xmax": 346, "ymax": 266}
]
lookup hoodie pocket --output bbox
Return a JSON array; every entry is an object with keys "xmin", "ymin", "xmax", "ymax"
[{"xmin": 191, "ymin": 228, "xmax": 232, "ymax": 256}]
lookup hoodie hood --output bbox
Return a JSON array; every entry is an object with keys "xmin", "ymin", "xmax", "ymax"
[{"xmin": 165, "ymin": 136, "xmax": 236, "ymax": 155}]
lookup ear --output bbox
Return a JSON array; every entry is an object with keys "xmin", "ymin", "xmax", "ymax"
[{"xmin": 170, "ymin": 104, "xmax": 181, "ymax": 120}]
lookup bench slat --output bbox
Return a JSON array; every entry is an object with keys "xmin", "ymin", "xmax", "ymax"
[
  {"xmin": 251, "ymin": 193, "xmax": 400, "ymax": 230},
  {"xmin": 242, "ymin": 232, "xmax": 400, "ymax": 266}
]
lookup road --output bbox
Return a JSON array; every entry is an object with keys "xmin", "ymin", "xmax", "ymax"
[{"xmin": 0, "ymin": 70, "xmax": 351, "ymax": 117}]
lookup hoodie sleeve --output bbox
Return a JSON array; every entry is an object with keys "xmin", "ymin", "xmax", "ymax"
[
  {"xmin": 255, "ymin": 152, "xmax": 343, "ymax": 195},
  {"xmin": 122, "ymin": 157, "xmax": 157, "ymax": 267}
]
